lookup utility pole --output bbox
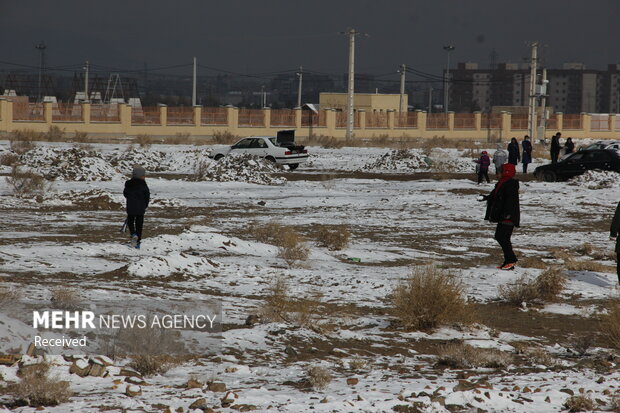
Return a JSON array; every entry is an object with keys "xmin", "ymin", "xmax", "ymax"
[
  {"xmin": 443, "ymin": 45, "xmax": 455, "ymax": 113},
  {"xmin": 35, "ymin": 41, "xmax": 46, "ymax": 102},
  {"xmin": 428, "ymin": 86, "xmax": 433, "ymax": 113},
  {"xmin": 340, "ymin": 28, "xmax": 367, "ymax": 140},
  {"xmin": 84, "ymin": 60, "xmax": 90, "ymax": 102},
  {"xmin": 296, "ymin": 66, "xmax": 303, "ymax": 108},
  {"xmin": 398, "ymin": 64, "xmax": 406, "ymax": 113},
  {"xmin": 192, "ymin": 56, "xmax": 197, "ymax": 106},
  {"xmin": 528, "ymin": 42, "xmax": 538, "ymax": 140},
  {"xmin": 261, "ymin": 85, "xmax": 266, "ymax": 108},
  {"xmin": 539, "ymin": 68, "xmax": 548, "ymax": 140}
]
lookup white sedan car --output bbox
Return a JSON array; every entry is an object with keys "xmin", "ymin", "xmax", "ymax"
[{"xmin": 209, "ymin": 136, "xmax": 309, "ymax": 170}]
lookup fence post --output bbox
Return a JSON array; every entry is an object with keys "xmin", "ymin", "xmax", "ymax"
[
  {"xmin": 501, "ymin": 111, "xmax": 511, "ymax": 139},
  {"xmin": 43, "ymin": 102, "xmax": 53, "ymax": 126},
  {"xmin": 417, "ymin": 110, "xmax": 427, "ymax": 135},
  {"xmin": 3, "ymin": 100, "xmax": 13, "ymax": 132},
  {"xmin": 159, "ymin": 105, "xmax": 167, "ymax": 127},
  {"xmin": 325, "ymin": 109, "xmax": 336, "ymax": 136},
  {"xmin": 119, "ymin": 104, "xmax": 131, "ymax": 134},
  {"xmin": 555, "ymin": 112, "xmax": 563, "ymax": 134},
  {"xmin": 474, "ymin": 111, "xmax": 481, "ymax": 131},
  {"xmin": 580, "ymin": 112, "xmax": 590, "ymax": 135},
  {"xmin": 609, "ymin": 114, "xmax": 616, "ymax": 133},
  {"xmin": 358, "ymin": 110, "xmax": 366, "ymax": 131},
  {"xmin": 447, "ymin": 111, "xmax": 455, "ymax": 131},
  {"xmin": 193, "ymin": 106, "xmax": 201, "ymax": 128},
  {"xmin": 82, "ymin": 102, "xmax": 91, "ymax": 124},
  {"xmin": 226, "ymin": 106, "xmax": 238, "ymax": 130},
  {"xmin": 262, "ymin": 107, "xmax": 271, "ymax": 128},
  {"xmin": 294, "ymin": 107, "xmax": 302, "ymax": 129},
  {"xmin": 387, "ymin": 110, "xmax": 395, "ymax": 130}
]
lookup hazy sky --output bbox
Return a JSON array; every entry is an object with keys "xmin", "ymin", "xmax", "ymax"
[{"xmin": 1, "ymin": 0, "xmax": 618, "ymax": 79}]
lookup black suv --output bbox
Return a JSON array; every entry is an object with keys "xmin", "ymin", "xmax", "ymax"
[{"xmin": 534, "ymin": 149, "xmax": 620, "ymax": 182}]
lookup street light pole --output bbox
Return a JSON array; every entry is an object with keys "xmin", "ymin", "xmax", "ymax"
[
  {"xmin": 192, "ymin": 56, "xmax": 197, "ymax": 106},
  {"xmin": 84, "ymin": 60, "xmax": 89, "ymax": 102},
  {"xmin": 443, "ymin": 45, "xmax": 455, "ymax": 113},
  {"xmin": 398, "ymin": 64, "xmax": 406, "ymax": 113},
  {"xmin": 296, "ymin": 66, "xmax": 303, "ymax": 108}
]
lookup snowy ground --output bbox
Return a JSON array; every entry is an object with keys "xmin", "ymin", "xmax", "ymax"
[{"xmin": 0, "ymin": 140, "xmax": 619, "ymax": 412}]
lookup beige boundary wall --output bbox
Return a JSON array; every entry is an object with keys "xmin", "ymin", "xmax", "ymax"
[{"xmin": 1, "ymin": 99, "xmax": 620, "ymax": 140}]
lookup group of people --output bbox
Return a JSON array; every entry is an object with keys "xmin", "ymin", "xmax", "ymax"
[
  {"xmin": 474, "ymin": 135, "xmax": 533, "ymax": 184},
  {"xmin": 549, "ymin": 132, "xmax": 575, "ymax": 164}
]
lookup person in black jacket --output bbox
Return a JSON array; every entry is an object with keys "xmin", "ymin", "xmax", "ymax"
[
  {"xmin": 481, "ymin": 162, "xmax": 520, "ymax": 270},
  {"xmin": 564, "ymin": 137, "xmax": 575, "ymax": 155},
  {"xmin": 521, "ymin": 135, "xmax": 533, "ymax": 174},
  {"xmin": 123, "ymin": 166, "xmax": 150, "ymax": 249},
  {"xmin": 610, "ymin": 200, "xmax": 620, "ymax": 283},
  {"xmin": 550, "ymin": 132, "xmax": 562, "ymax": 164},
  {"xmin": 507, "ymin": 137, "xmax": 520, "ymax": 166}
]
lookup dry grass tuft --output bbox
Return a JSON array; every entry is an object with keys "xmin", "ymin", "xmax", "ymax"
[
  {"xmin": 564, "ymin": 394, "xmax": 595, "ymax": 412},
  {"xmin": 575, "ymin": 242, "xmax": 615, "ymax": 261},
  {"xmin": 73, "ymin": 131, "xmax": 89, "ymax": 142},
  {"xmin": 50, "ymin": 286, "xmax": 81, "ymax": 310},
  {"xmin": 552, "ymin": 248, "xmax": 614, "ymax": 272},
  {"xmin": 260, "ymin": 276, "xmax": 332, "ymax": 332},
  {"xmin": 391, "ymin": 265, "xmax": 476, "ymax": 331},
  {"xmin": 0, "ymin": 152, "xmax": 19, "ymax": 166},
  {"xmin": 135, "ymin": 134, "xmax": 151, "ymax": 148},
  {"xmin": 211, "ymin": 130, "xmax": 239, "ymax": 144},
  {"xmin": 348, "ymin": 357, "xmax": 369, "ymax": 371},
  {"xmin": 248, "ymin": 222, "xmax": 310, "ymax": 266},
  {"xmin": 0, "ymin": 286, "xmax": 20, "ymax": 305},
  {"xmin": 499, "ymin": 267, "xmax": 567, "ymax": 305},
  {"xmin": 314, "ymin": 224, "xmax": 350, "ymax": 251},
  {"xmin": 193, "ymin": 159, "xmax": 210, "ymax": 181},
  {"xmin": 43, "ymin": 126, "xmax": 64, "ymax": 141},
  {"xmin": 436, "ymin": 343, "xmax": 513, "ymax": 369},
  {"xmin": 5, "ymin": 165, "xmax": 48, "ymax": 198},
  {"xmin": 9, "ymin": 130, "xmax": 37, "ymax": 154},
  {"xmin": 524, "ymin": 347, "xmax": 556, "ymax": 367},
  {"xmin": 10, "ymin": 362, "xmax": 72, "ymax": 407},
  {"xmin": 601, "ymin": 299, "xmax": 620, "ymax": 350},
  {"xmin": 517, "ymin": 256, "xmax": 549, "ymax": 269},
  {"xmin": 128, "ymin": 355, "xmax": 179, "ymax": 377},
  {"xmin": 306, "ymin": 135, "xmax": 345, "ymax": 149},
  {"xmin": 306, "ymin": 366, "xmax": 332, "ymax": 390},
  {"xmin": 166, "ymin": 132, "xmax": 190, "ymax": 144}
]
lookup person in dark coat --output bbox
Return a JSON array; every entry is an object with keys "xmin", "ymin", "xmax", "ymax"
[
  {"xmin": 521, "ymin": 135, "xmax": 533, "ymax": 174},
  {"xmin": 564, "ymin": 137, "xmax": 575, "ymax": 155},
  {"xmin": 610, "ymin": 200, "xmax": 620, "ymax": 283},
  {"xmin": 550, "ymin": 132, "xmax": 562, "ymax": 164},
  {"xmin": 474, "ymin": 150, "xmax": 491, "ymax": 184},
  {"xmin": 481, "ymin": 163, "xmax": 520, "ymax": 270},
  {"xmin": 123, "ymin": 166, "xmax": 150, "ymax": 249},
  {"xmin": 507, "ymin": 137, "xmax": 520, "ymax": 166}
]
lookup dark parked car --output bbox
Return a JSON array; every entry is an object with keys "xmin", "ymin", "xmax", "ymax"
[{"xmin": 534, "ymin": 149, "xmax": 620, "ymax": 182}]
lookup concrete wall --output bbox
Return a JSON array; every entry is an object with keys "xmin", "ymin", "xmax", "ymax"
[
  {"xmin": 319, "ymin": 93, "xmax": 407, "ymax": 112},
  {"xmin": 1, "ymin": 99, "xmax": 619, "ymax": 141}
]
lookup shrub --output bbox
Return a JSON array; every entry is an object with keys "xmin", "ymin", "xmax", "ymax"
[
  {"xmin": 436, "ymin": 343, "xmax": 513, "ymax": 369},
  {"xmin": 260, "ymin": 276, "xmax": 329, "ymax": 331},
  {"xmin": 212, "ymin": 130, "xmax": 239, "ymax": 144},
  {"xmin": 564, "ymin": 395, "xmax": 594, "ymax": 412},
  {"xmin": 73, "ymin": 131, "xmax": 89, "ymax": 142},
  {"xmin": 524, "ymin": 347, "xmax": 556, "ymax": 367},
  {"xmin": 5, "ymin": 165, "xmax": 48, "ymax": 198},
  {"xmin": 306, "ymin": 366, "xmax": 331, "ymax": 390},
  {"xmin": 50, "ymin": 286, "xmax": 81, "ymax": 310},
  {"xmin": 0, "ymin": 152, "xmax": 19, "ymax": 166},
  {"xmin": 276, "ymin": 229, "xmax": 310, "ymax": 267},
  {"xmin": 499, "ymin": 267, "xmax": 566, "ymax": 305},
  {"xmin": 11, "ymin": 363, "xmax": 72, "ymax": 406},
  {"xmin": 166, "ymin": 132, "xmax": 190, "ymax": 144},
  {"xmin": 391, "ymin": 265, "xmax": 476, "ymax": 330},
  {"xmin": 552, "ymin": 248, "xmax": 612, "ymax": 272},
  {"xmin": 348, "ymin": 357, "xmax": 369, "ymax": 371},
  {"xmin": 248, "ymin": 222, "xmax": 285, "ymax": 244},
  {"xmin": 135, "ymin": 134, "xmax": 151, "ymax": 148},
  {"xmin": 601, "ymin": 299, "xmax": 620, "ymax": 350},
  {"xmin": 315, "ymin": 224, "xmax": 350, "ymax": 251},
  {"xmin": 128, "ymin": 355, "xmax": 177, "ymax": 377},
  {"xmin": 9, "ymin": 130, "xmax": 37, "ymax": 154},
  {"xmin": 43, "ymin": 126, "xmax": 64, "ymax": 141},
  {"xmin": 193, "ymin": 159, "xmax": 210, "ymax": 181}
]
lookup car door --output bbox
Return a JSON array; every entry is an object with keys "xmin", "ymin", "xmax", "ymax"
[
  {"xmin": 230, "ymin": 138, "xmax": 253, "ymax": 154},
  {"xmin": 583, "ymin": 150, "xmax": 613, "ymax": 170},
  {"xmin": 558, "ymin": 152, "xmax": 585, "ymax": 178}
]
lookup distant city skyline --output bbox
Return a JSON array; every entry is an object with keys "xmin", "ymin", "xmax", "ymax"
[{"xmin": 0, "ymin": 0, "xmax": 618, "ymax": 80}]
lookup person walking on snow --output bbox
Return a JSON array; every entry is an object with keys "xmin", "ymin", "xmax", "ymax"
[
  {"xmin": 550, "ymin": 132, "xmax": 562, "ymax": 164},
  {"xmin": 474, "ymin": 150, "xmax": 491, "ymax": 184},
  {"xmin": 481, "ymin": 163, "xmax": 520, "ymax": 270},
  {"xmin": 492, "ymin": 144, "xmax": 507, "ymax": 176},
  {"xmin": 610, "ymin": 200, "xmax": 620, "ymax": 283},
  {"xmin": 507, "ymin": 137, "xmax": 520, "ymax": 166},
  {"xmin": 521, "ymin": 135, "xmax": 533, "ymax": 174},
  {"xmin": 123, "ymin": 166, "xmax": 150, "ymax": 249}
]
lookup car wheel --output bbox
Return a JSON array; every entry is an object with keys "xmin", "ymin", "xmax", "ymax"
[
  {"xmin": 543, "ymin": 171, "xmax": 557, "ymax": 182},
  {"xmin": 288, "ymin": 163, "xmax": 299, "ymax": 171},
  {"xmin": 265, "ymin": 156, "xmax": 276, "ymax": 163},
  {"xmin": 214, "ymin": 154, "xmax": 224, "ymax": 161}
]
